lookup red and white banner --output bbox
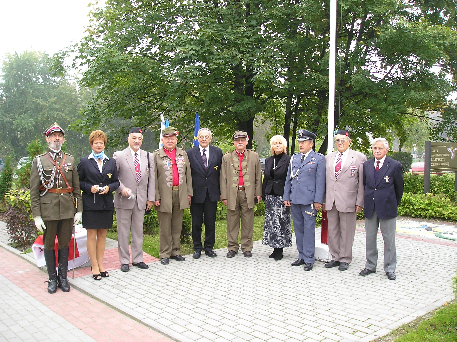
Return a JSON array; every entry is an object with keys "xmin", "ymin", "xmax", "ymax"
[{"xmin": 32, "ymin": 225, "xmax": 90, "ymax": 270}]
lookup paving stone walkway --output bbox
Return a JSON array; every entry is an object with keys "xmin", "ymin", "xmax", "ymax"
[{"xmin": 0, "ymin": 218, "xmax": 456, "ymax": 341}]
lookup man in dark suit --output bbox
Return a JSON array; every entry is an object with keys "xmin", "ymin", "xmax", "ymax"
[
  {"xmin": 187, "ymin": 128, "xmax": 223, "ymax": 259},
  {"xmin": 360, "ymin": 137, "xmax": 403, "ymax": 280},
  {"xmin": 283, "ymin": 129, "xmax": 326, "ymax": 271}
]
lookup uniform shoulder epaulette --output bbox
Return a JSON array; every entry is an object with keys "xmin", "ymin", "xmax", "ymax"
[
  {"xmin": 152, "ymin": 148, "xmax": 160, "ymax": 153},
  {"xmin": 37, "ymin": 153, "xmax": 46, "ymax": 157},
  {"xmin": 64, "ymin": 152, "xmax": 73, "ymax": 157},
  {"xmin": 316, "ymin": 152, "xmax": 324, "ymax": 157},
  {"xmin": 224, "ymin": 151, "xmax": 232, "ymax": 156}
]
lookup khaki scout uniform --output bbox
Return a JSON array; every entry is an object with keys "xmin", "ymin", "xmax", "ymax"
[
  {"xmin": 153, "ymin": 147, "xmax": 192, "ymax": 258},
  {"xmin": 220, "ymin": 149, "xmax": 262, "ymax": 253}
]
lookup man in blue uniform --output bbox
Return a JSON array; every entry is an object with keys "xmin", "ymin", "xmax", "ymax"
[{"xmin": 284, "ymin": 129, "xmax": 326, "ymax": 271}]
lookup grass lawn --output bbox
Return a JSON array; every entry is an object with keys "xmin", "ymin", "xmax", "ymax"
[
  {"xmin": 374, "ymin": 299, "xmax": 457, "ymax": 341},
  {"xmin": 107, "ymin": 216, "xmax": 267, "ymax": 258}
]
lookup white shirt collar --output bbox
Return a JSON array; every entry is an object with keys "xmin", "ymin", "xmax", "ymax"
[{"xmin": 374, "ymin": 156, "xmax": 386, "ymax": 168}]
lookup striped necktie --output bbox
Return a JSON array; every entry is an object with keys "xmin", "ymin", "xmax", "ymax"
[
  {"xmin": 335, "ymin": 153, "xmax": 342, "ymax": 179},
  {"xmin": 134, "ymin": 152, "xmax": 141, "ymax": 182}
]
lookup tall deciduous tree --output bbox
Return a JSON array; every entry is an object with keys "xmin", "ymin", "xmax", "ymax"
[
  {"xmin": 70, "ymin": 0, "xmax": 456, "ymax": 152},
  {"xmin": 0, "ymin": 51, "xmax": 87, "ymax": 159}
]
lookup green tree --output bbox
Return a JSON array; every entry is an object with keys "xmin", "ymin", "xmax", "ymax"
[
  {"xmin": 70, "ymin": 0, "xmax": 456, "ymax": 152},
  {"xmin": 0, "ymin": 51, "xmax": 87, "ymax": 160}
]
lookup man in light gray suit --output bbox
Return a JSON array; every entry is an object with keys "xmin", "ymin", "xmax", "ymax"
[
  {"xmin": 113, "ymin": 127, "xmax": 155, "ymax": 272},
  {"xmin": 324, "ymin": 129, "xmax": 366, "ymax": 271},
  {"xmin": 284, "ymin": 129, "xmax": 326, "ymax": 271}
]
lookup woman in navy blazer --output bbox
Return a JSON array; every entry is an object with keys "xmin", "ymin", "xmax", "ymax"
[{"xmin": 78, "ymin": 130, "xmax": 119, "ymax": 280}]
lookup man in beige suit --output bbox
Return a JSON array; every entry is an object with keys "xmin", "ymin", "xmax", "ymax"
[
  {"xmin": 113, "ymin": 127, "xmax": 155, "ymax": 272},
  {"xmin": 153, "ymin": 126, "xmax": 192, "ymax": 265},
  {"xmin": 324, "ymin": 129, "xmax": 366, "ymax": 271},
  {"xmin": 220, "ymin": 131, "xmax": 262, "ymax": 258}
]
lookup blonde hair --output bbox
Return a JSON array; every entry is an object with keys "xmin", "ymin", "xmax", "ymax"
[
  {"xmin": 269, "ymin": 135, "xmax": 288, "ymax": 155},
  {"xmin": 89, "ymin": 130, "xmax": 107, "ymax": 146}
]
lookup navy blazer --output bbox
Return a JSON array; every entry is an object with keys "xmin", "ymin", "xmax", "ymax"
[
  {"xmin": 363, "ymin": 156, "xmax": 404, "ymax": 220},
  {"xmin": 186, "ymin": 145, "xmax": 223, "ymax": 203},
  {"xmin": 262, "ymin": 153, "xmax": 291, "ymax": 198},
  {"xmin": 77, "ymin": 156, "xmax": 120, "ymax": 211}
]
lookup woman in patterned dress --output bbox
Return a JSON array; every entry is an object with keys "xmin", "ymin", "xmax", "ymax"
[{"xmin": 262, "ymin": 135, "xmax": 292, "ymax": 260}]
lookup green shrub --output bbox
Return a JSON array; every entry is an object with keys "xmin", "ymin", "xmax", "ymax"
[
  {"xmin": 398, "ymin": 193, "xmax": 457, "ymax": 221},
  {"xmin": 403, "ymin": 173, "xmax": 456, "ymax": 201},
  {"xmin": 0, "ymin": 157, "xmax": 13, "ymax": 199},
  {"xmin": 143, "ymin": 209, "xmax": 159, "ymax": 235},
  {"xmin": 4, "ymin": 189, "xmax": 37, "ymax": 250},
  {"xmin": 390, "ymin": 151, "xmax": 413, "ymax": 173}
]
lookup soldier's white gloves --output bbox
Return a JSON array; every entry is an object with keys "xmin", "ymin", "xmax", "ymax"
[
  {"xmin": 34, "ymin": 216, "xmax": 46, "ymax": 232},
  {"xmin": 74, "ymin": 212, "xmax": 82, "ymax": 225}
]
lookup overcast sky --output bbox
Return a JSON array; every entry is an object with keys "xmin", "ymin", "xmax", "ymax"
[{"xmin": 0, "ymin": 0, "xmax": 93, "ymax": 62}]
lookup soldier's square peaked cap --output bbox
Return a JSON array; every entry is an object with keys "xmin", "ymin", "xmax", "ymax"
[
  {"xmin": 44, "ymin": 122, "xmax": 65, "ymax": 136},
  {"xmin": 297, "ymin": 129, "xmax": 316, "ymax": 141},
  {"xmin": 162, "ymin": 126, "xmax": 179, "ymax": 137}
]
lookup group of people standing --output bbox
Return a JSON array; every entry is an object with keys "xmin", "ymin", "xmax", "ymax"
[{"xmin": 31, "ymin": 122, "xmax": 403, "ymax": 294}]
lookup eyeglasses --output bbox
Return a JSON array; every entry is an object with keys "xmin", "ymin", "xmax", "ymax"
[{"xmin": 335, "ymin": 139, "xmax": 347, "ymax": 144}]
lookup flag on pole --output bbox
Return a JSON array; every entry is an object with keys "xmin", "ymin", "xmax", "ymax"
[
  {"xmin": 159, "ymin": 114, "xmax": 169, "ymax": 149},
  {"xmin": 193, "ymin": 112, "xmax": 200, "ymax": 147}
]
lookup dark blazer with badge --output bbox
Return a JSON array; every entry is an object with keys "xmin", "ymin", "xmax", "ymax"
[
  {"xmin": 262, "ymin": 153, "xmax": 291, "ymax": 199},
  {"xmin": 283, "ymin": 150, "xmax": 326, "ymax": 205},
  {"xmin": 77, "ymin": 156, "xmax": 120, "ymax": 211},
  {"xmin": 363, "ymin": 156, "xmax": 404, "ymax": 220},
  {"xmin": 186, "ymin": 145, "xmax": 223, "ymax": 203},
  {"xmin": 153, "ymin": 147, "xmax": 193, "ymax": 213},
  {"xmin": 30, "ymin": 152, "xmax": 82, "ymax": 221}
]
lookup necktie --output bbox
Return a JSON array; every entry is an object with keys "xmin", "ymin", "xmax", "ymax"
[
  {"xmin": 134, "ymin": 152, "xmax": 141, "ymax": 182},
  {"xmin": 335, "ymin": 153, "xmax": 342, "ymax": 179},
  {"xmin": 202, "ymin": 149, "xmax": 207, "ymax": 169},
  {"xmin": 375, "ymin": 160, "xmax": 380, "ymax": 171}
]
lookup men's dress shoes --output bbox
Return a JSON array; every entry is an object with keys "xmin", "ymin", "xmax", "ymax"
[
  {"xmin": 193, "ymin": 250, "xmax": 201, "ymax": 259},
  {"xmin": 226, "ymin": 250, "xmax": 237, "ymax": 258},
  {"xmin": 291, "ymin": 259, "xmax": 305, "ymax": 266},
  {"xmin": 338, "ymin": 262, "xmax": 349, "ymax": 271},
  {"xmin": 205, "ymin": 250, "xmax": 217, "ymax": 257},
  {"xmin": 325, "ymin": 260, "xmax": 340, "ymax": 268},
  {"xmin": 133, "ymin": 262, "xmax": 149, "ymax": 269},
  {"xmin": 243, "ymin": 251, "xmax": 252, "ymax": 257},
  {"xmin": 121, "ymin": 264, "xmax": 130, "ymax": 272},
  {"xmin": 359, "ymin": 268, "xmax": 376, "ymax": 276},
  {"xmin": 303, "ymin": 263, "xmax": 313, "ymax": 271},
  {"xmin": 170, "ymin": 255, "xmax": 185, "ymax": 261},
  {"xmin": 160, "ymin": 258, "xmax": 169, "ymax": 265},
  {"xmin": 386, "ymin": 272, "xmax": 396, "ymax": 280}
]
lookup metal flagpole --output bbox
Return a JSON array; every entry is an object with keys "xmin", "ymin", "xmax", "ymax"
[{"xmin": 327, "ymin": 0, "xmax": 337, "ymax": 154}]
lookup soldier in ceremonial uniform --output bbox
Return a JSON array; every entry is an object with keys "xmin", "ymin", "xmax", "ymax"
[
  {"xmin": 153, "ymin": 126, "xmax": 193, "ymax": 265},
  {"xmin": 30, "ymin": 123, "xmax": 82, "ymax": 293},
  {"xmin": 283, "ymin": 129, "xmax": 325, "ymax": 271},
  {"xmin": 220, "ymin": 131, "xmax": 262, "ymax": 258}
]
